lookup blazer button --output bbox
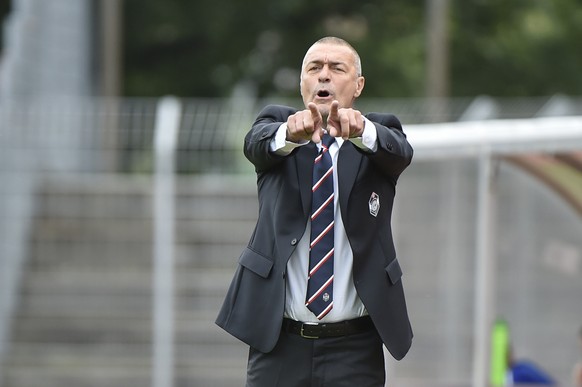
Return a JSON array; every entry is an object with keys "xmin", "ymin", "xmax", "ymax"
[{"xmin": 291, "ymin": 238, "xmax": 298, "ymax": 246}]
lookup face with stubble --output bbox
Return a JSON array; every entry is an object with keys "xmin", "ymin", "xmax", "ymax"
[{"xmin": 300, "ymin": 42, "xmax": 365, "ymax": 120}]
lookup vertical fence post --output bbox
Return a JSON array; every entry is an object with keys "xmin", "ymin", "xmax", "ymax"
[
  {"xmin": 153, "ymin": 96, "xmax": 181, "ymax": 387},
  {"xmin": 472, "ymin": 151, "xmax": 498, "ymax": 387}
]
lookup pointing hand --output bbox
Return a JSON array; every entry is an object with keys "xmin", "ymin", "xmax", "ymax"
[
  {"xmin": 286, "ymin": 102, "xmax": 324, "ymax": 143},
  {"xmin": 326, "ymin": 101, "xmax": 364, "ymax": 140}
]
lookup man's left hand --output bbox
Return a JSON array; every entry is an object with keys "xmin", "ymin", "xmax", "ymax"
[{"xmin": 326, "ymin": 100, "xmax": 365, "ymax": 140}]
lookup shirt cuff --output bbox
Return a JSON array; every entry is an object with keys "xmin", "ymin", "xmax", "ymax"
[
  {"xmin": 349, "ymin": 117, "xmax": 378, "ymax": 152},
  {"xmin": 270, "ymin": 123, "xmax": 309, "ymax": 155}
]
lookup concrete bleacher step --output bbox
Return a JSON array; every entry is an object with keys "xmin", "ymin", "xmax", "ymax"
[
  {"xmin": 4, "ymin": 365, "xmax": 246, "ymax": 387},
  {"xmin": 21, "ymin": 268, "xmax": 231, "ymax": 293},
  {"xmin": 2, "ymin": 175, "xmax": 255, "ymax": 387}
]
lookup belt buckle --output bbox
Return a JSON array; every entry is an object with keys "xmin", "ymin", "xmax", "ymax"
[{"xmin": 300, "ymin": 322, "xmax": 319, "ymax": 339}]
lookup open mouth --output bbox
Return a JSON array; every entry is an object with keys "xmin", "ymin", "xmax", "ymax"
[{"xmin": 316, "ymin": 90, "xmax": 331, "ymax": 98}]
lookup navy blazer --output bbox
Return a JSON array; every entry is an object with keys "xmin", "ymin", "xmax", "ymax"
[{"xmin": 216, "ymin": 104, "xmax": 414, "ymax": 360}]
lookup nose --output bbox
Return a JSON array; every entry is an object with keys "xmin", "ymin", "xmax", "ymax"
[{"xmin": 318, "ymin": 65, "xmax": 331, "ymax": 82}]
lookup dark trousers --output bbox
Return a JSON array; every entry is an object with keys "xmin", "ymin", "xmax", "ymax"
[{"xmin": 246, "ymin": 328, "xmax": 385, "ymax": 387}]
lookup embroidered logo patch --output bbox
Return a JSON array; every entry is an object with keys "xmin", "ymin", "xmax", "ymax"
[{"xmin": 369, "ymin": 192, "xmax": 380, "ymax": 217}]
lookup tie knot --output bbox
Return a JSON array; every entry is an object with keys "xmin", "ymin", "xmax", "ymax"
[{"xmin": 322, "ymin": 133, "xmax": 335, "ymax": 148}]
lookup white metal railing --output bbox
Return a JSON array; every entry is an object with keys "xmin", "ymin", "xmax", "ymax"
[
  {"xmin": 0, "ymin": 103, "xmax": 38, "ymax": 386},
  {"xmin": 407, "ymin": 115, "xmax": 582, "ymax": 160},
  {"xmin": 152, "ymin": 97, "xmax": 181, "ymax": 387}
]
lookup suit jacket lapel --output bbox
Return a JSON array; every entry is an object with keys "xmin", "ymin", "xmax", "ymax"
[
  {"xmin": 297, "ymin": 143, "xmax": 318, "ymax": 218},
  {"xmin": 337, "ymin": 142, "xmax": 362, "ymax": 213}
]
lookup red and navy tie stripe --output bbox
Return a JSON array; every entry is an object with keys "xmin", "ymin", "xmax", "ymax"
[{"xmin": 306, "ymin": 134, "xmax": 335, "ymax": 319}]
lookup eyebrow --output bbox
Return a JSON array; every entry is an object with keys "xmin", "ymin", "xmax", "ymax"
[{"xmin": 305, "ymin": 60, "xmax": 347, "ymax": 68}]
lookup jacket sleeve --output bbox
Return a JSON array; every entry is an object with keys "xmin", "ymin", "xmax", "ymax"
[
  {"xmin": 364, "ymin": 112, "xmax": 414, "ymax": 178},
  {"xmin": 243, "ymin": 105, "xmax": 298, "ymax": 173}
]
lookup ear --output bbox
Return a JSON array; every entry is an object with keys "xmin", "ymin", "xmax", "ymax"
[{"xmin": 354, "ymin": 76, "xmax": 365, "ymax": 98}]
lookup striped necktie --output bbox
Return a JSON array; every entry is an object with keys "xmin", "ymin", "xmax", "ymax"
[{"xmin": 305, "ymin": 134, "xmax": 335, "ymax": 320}]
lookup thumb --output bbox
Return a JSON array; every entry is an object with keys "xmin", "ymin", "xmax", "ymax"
[{"xmin": 311, "ymin": 127, "xmax": 322, "ymax": 143}]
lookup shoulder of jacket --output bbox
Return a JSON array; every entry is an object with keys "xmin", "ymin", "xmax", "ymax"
[
  {"xmin": 258, "ymin": 104, "xmax": 298, "ymax": 118},
  {"xmin": 365, "ymin": 112, "xmax": 402, "ymax": 131}
]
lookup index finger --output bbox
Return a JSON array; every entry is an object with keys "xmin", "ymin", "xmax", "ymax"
[
  {"xmin": 308, "ymin": 103, "xmax": 323, "ymax": 142},
  {"xmin": 308, "ymin": 102, "xmax": 321, "ymax": 123},
  {"xmin": 329, "ymin": 100, "xmax": 339, "ymax": 120}
]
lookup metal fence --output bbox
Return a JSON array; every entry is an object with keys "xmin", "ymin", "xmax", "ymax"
[{"xmin": 0, "ymin": 96, "xmax": 581, "ymax": 387}]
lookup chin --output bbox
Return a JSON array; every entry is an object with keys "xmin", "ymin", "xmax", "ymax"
[{"xmin": 316, "ymin": 103, "xmax": 331, "ymax": 118}]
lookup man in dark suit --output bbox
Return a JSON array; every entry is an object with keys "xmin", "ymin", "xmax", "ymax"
[{"xmin": 216, "ymin": 36, "xmax": 413, "ymax": 387}]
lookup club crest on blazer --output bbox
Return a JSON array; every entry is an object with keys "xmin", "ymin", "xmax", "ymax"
[{"xmin": 369, "ymin": 192, "xmax": 380, "ymax": 217}]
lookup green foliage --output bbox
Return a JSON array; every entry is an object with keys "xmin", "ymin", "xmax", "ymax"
[
  {"xmin": 451, "ymin": 0, "xmax": 582, "ymax": 96},
  {"xmin": 123, "ymin": 0, "xmax": 582, "ymax": 98},
  {"xmin": 0, "ymin": 0, "xmax": 11, "ymax": 52}
]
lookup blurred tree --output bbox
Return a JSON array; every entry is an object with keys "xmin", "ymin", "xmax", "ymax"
[
  {"xmin": 123, "ymin": 0, "xmax": 425, "ymax": 98},
  {"xmin": 0, "ymin": 0, "xmax": 11, "ymax": 53},
  {"xmin": 451, "ymin": 0, "xmax": 582, "ymax": 96},
  {"xmin": 123, "ymin": 0, "xmax": 582, "ymax": 98}
]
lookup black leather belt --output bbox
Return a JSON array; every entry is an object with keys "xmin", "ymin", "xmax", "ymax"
[{"xmin": 282, "ymin": 316, "xmax": 374, "ymax": 339}]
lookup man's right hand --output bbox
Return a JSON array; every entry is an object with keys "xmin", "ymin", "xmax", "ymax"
[{"xmin": 286, "ymin": 102, "xmax": 324, "ymax": 143}]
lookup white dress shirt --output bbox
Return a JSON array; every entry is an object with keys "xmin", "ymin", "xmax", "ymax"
[{"xmin": 269, "ymin": 117, "xmax": 378, "ymax": 323}]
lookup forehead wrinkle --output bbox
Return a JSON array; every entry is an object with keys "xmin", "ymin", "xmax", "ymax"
[
  {"xmin": 303, "ymin": 55, "xmax": 348, "ymax": 70},
  {"xmin": 305, "ymin": 59, "xmax": 346, "ymax": 67}
]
